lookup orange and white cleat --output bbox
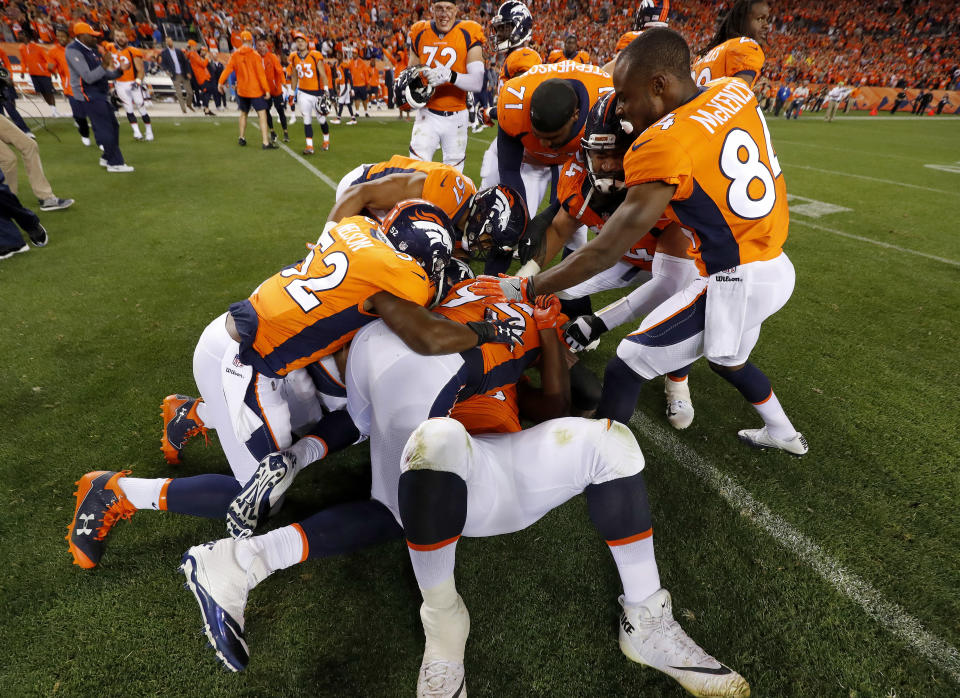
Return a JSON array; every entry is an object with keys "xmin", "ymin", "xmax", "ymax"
[
  {"xmin": 66, "ymin": 470, "xmax": 135, "ymax": 569},
  {"xmin": 161, "ymin": 394, "xmax": 207, "ymax": 465},
  {"xmin": 302, "ymin": 146, "xmax": 314, "ymax": 155},
  {"xmin": 321, "ymin": 142, "xmax": 329, "ymax": 152}
]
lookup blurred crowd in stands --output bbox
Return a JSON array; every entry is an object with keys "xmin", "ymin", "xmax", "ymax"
[{"xmin": 1, "ymin": 0, "xmax": 957, "ymax": 91}]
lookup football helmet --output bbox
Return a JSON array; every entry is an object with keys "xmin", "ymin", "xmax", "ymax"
[
  {"xmin": 633, "ymin": 0, "xmax": 670, "ymax": 31},
  {"xmin": 462, "ymin": 185, "xmax": 529, "ymax": 260},
  {"xmin": 382, "ymin": 199, "xmax": 455, "ymax": 302},
  {"xmin": 439, "ymin": 258, "xmax": 476, "ymax": 300},
  {"xmin": 491, "ymin": 1, "xmax": 533, "ymax": 54},
  {"xmin": 393, "ymin": 66, "xmax": 434, "ymax": 110},
  {"xmin": 581, "ymin": 92, "xmax": 634, "ymax": 194}
]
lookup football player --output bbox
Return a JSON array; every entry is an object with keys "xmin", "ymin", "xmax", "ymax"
[
  {"xmin": 111, "ymin": 28, "xmax": 153, "ymax": 141},
  {"xmin": 546, "ymin": 34, "xmax": 589, "ymax": 64},
  {"xmin": 478, "ymin": 1, "xmax": 542, "ymax": 190},
  {"xmin": 476, "ymin": 28, "xmax": 808, "ymax": 456},
  {"xmin": 406, "ymin": 1, "xmax": 486, "ymax": 170},
  {"xmin": 289, "ymin": 32, "xmax": 330, "ymax": 153},
  {"xmin": 604, "ymin": 0, "xmax": 671, "ymax": 72},
  {"xmin": 516, "ymin": 92, "xmax": 699, "ymax": 429},
  {"xmin": 692, "ymin": 0, "xmax": 770, "ymax": 88},
  {"xmin": 178, "ymin": 280, "xmax": 571, "ymax": 671},
  {"xmin": 65, "ymin": 203, "xmax": 524, "ymax": 570}
]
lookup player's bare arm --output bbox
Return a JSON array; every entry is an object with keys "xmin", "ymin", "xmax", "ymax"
[
  {"xmin": 366, "ymin": 291, "xmax": 484, "ymax": 354},
  {"xmin": 326, "ymin": 173, "xmax": 427, "ymax": 222},
  {"xmin": 532, "ymin": 181, "xmax": 676, "ymax": 295},
  {"xmin": 517, "ymin": 297, "xmax": 571, "ymax": 422},
  {"xmin": 533, "ymin": 206, "xmax": 580, "ymax": 268}
]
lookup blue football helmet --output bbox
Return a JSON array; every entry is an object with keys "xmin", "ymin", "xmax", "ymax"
[
  {"xmin": 581, "ymin": 92, "xmax": 634, "ymax": 194},
  {"xmin": 492, "ymin": 1, "xmax": 534, "ymax": 54},
  {"xmin": 634, "ymin": 0, "xmax": 670, "ymax": 31},
  {"xmin": 382, "ymin": 199, "xmax": 455, "ymax": 301},
  {"xmin": 462, "ymin": 185, "xmax": 529, "ymax": 260}
]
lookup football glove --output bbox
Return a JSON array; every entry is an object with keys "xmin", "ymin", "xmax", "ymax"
[
  {"xmin": 477, "ymin": 106, "xmax": 494, "ymax": 126},
  {"xmin": 517, "ymin": 200, "xmax": 559, "ymax": 265},
  {"xmin": 423, "ymin": 64, "xmax": 452, "ymax": 87},
  {"xmin": 563, "ymin": 314, "xmax": 608, "ymax": 352},
  {"xmin": 467, "ymin": 315, "xmax": 526, "ymax": 350},
  {"xmin": 472, "ymin": 273, "xmax": 536, "ymax": 303},
  {"xmin": 532, "ymin": 294, "xmax": 562, "ymax": 331}
]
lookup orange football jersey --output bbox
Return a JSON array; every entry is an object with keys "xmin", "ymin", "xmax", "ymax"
[
  {"xmin": 557, "ymin": 156, "xmax": 662, "ymax": 270},
  {"xmin": 450, "ymin": 384, "xmax": 521, "ymax": 435},
  {"xmin": 498, "ymin": 46, "xmax": 541, "ymax": 90},
  {"xmin": 114, "ymin": 46, "xmax": 143, "ymax": 82},
  {"xmin": 409, "ymin": 19, "xmax": 485, "ymax": 112},
  {"xmin": 289, "ymin": 49, "xmax": 327, "ymax": 93},
  {"xmin": 547, "ymin": 50, "xmax": 589, "ymax": 64},
  {"xmin": 498, "ymin": 62, "xmax": 613, "ymax": 166},
  {"xmin": 623, "ymin": 78, "xmax": 788, "ymax": 276},
  {"xmin": 231, "ymin": 216, "xmax": 433, "ymax": 378},
  {"xmin": 353, "ymin": 155, "xmax": 477, "ymax": 224},
  {"xmin": 692, "ymin": 37, "xmax": 765, "ymax": 88}
]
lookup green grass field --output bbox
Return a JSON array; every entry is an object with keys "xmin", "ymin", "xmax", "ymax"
[{"xmin": 1, "ymin": 110, "xmax": 958, "ymax": 697}]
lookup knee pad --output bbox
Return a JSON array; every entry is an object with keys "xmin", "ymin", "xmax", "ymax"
[
  {"xmin": 400, "ymin": 418, "xmax": 471, "ymax": 478},
  {"xmin": 592, "ymin": 419, "xmax": 645, "ymax": 484}
]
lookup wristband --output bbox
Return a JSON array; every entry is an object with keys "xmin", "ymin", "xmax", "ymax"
[
  {"xmin": 516, "ymin": 260, "xmax": 540, "ymax": 278},
  {"xmin": 466, "ymin": 320, "xmax": 495, "ymax": 346},
  {"xmin": 450, "ymin": 71, "xmax": 457, "ymax": 84}
]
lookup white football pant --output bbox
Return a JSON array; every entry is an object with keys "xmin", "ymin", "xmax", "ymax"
[
  {"xmin": 409, "ymin": 108, "xmax": 468, "ymax": 171},
  {"xmin": 115, "ymin": 81, "xmax": 147, "ymax": 115}
]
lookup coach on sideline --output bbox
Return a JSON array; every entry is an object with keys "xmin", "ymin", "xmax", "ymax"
[{"xmin": 65, "ymin": 22, "xmax": 134, "ymax": 173}]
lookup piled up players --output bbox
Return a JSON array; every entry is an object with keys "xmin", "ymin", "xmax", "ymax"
[{"xmin": 64, "ymin": 2, "xmax": 811, "ymax": 696}]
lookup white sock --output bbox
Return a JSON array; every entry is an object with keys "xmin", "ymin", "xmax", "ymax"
[
  {"xmin": 288, "ymin": 436, "xmax": 326, "ymax": 473},
  {"xmin": 752, "ymin": 391, "xmax": 797, "ymax": 440},
  {"xmin": 145, "ymin": 124, "xmax": 153, "ymax": 136},
  {"xmin": 664, "ymin": 375, "xmax": 690, "ymax": 400},
  {"xmin": 608, "ymin": 534, "xmax": 660, "ymax": 605},
  {"xmin": 409, "ymin": 538, "xmax": 459, "ymax": 592},
  {"xmin": 116, "ymin": 477, "xmax": 169, "ymax": 510},
  {"xmin": 242, "ymin": 524, "xmax": 305, "ymax": 578}
]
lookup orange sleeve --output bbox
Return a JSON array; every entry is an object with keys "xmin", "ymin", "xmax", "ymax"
[
  {"xmin": 727, "ymin": 38, "xmax": 765, "ymax": 83},
  {"xmin": 255, "ymin": 53, "xmax": 269, "ymax": 93},
  {"xmin": 218, "ymin": 53, "xmax": 234, "ymax": 85},
  {"xmin": 623, "ymin": 133, "xmax": 693, "ymax": 199}
]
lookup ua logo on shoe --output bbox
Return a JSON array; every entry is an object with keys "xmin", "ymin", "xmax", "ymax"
[
  {"xmin": 77, "ymin": 513, "xmax": 95, "ymax": 535},
  {"xmin": 620, "ymin": 614, "xmax": 635, "ymax": 635}
]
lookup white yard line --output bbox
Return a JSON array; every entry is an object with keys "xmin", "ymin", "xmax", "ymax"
[
  {"xmin": 784, "ymin": 163, "xmax": 960, "ymax": 196},
  {"xmin": 790, "ymin": 219, "xmax": 960, "ymax": 267},
  {"xmin": 277, "ymin": 141, "xmax": 339, "ymax": 191},
  {"xmin": 629, "ymin": 411, "xmax": 960, "ymax": 685}
]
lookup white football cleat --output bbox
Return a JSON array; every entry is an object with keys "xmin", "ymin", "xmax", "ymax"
[
  {"xmin": 619, "ymin": 589, "xmax": 750, "ymax": 697},
  {"xmin": 737, "ymin": 426, "xmax": 808, "ymax": 456},
  {"xmin": 417, "ymin": 596, "xmax": 470, "ymax": 697},
  {"xmin": 664, "ymin": 376, "xmax": 695, "ymax": 429},
  {"xmin": 180, "ymin": 538, "xmax": 266, "ymax": 672}
]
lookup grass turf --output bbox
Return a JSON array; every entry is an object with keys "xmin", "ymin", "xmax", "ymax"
[{"xmin": 0, "ymin": 111, "xmax": 958, "ymax": 697}]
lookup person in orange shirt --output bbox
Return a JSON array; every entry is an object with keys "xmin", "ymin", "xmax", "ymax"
[
  {"xmin": 406, "ymin": 0, "xmax": 486, "ymax": 170},
  {"xmin": 111, "ymin": 28, "xmax": 154, "ymax": 140},
  {"xmin": 185, "ymin": 39, "xmax": 214, "ymax": 115},
  {"xmin": 19, "ymin": 28, "xmax": 61, "ymax": 117},
  {"xmin": 218, "ymin": 30, "xmax": 274, "ymax": 149},
  {"xmin": 256, "ymin": 36, "xmax": 288, "ymax": 143},
  {"xmin": 484, "ymin": 28, "xmax": 807, "ymax": 459},
  {"xmin": 2, "ymin": 41, "xmax": 34, "ymax": 136},
  {"xmin": 546, "ymin": 35, "xmax": 589, "ymax": 64}
]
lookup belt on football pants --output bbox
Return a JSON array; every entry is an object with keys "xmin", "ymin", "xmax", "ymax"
[{"xmin": 428, "ymin": 108, "xmax": 462, "ymax": 117}]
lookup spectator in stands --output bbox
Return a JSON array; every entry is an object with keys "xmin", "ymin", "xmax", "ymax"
[
  {"xmin": 65, "ymin": 22, "xmax": 133, "ymax": 173},
  {"xmin": 19, "ymin": 28, "xmax": 61, "ymax": 118},
  {"xmin": 158, "ymin": 36, "xmax": 195, "ymax": 114},
  {"xmin": 0, "ymin": 114, "xmax": 73, "ymax": 211},
  {"xmin": 0, "ymin": 169, "xmax": 48, "ymax": 261}
]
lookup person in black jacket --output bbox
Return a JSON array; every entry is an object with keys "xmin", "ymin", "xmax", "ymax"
[
  {"xmin": 158, "ymin": 36, "xmax": 195, "ymax": 113},
  {"xmin": 207, "ymin": 50, "xmax": 225, "ymax": 109}
]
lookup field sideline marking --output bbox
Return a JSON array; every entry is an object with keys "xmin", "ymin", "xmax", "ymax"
[
  {"xmin": 790, "ymin": 218, "xmax": 960, "ymax": 267},
  {"xmin": 277, "ymin": 142, "xmax": 339, "ymax": 191},
  {"xmin": 629, "ymin": 410, "xmax": 960, "ymax": 685},
  {"xmin": 785, "ymin": 163, "xmax": 959, "ymax": 196}
]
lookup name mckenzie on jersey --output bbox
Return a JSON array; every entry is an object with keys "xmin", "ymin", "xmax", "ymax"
[{"xmin": 688, "ymin": 79, "xmax": 755, "ymax": 135}]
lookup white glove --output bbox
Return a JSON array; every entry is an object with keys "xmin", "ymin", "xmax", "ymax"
[{"xmin": 423, "ymin": 64, "xmax": 452, "ymax": 87}]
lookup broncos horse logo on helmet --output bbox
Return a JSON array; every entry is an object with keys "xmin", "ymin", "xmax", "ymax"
[
  {"xmin": 462, "ymin": 185, "xmax": 529, "ymax": 261},
  {"xmin": 491, "ymin": 1, "xmax": 534, "ymax": 54},
  {"xmin": 581, "ymin": 92, "xmax": 635, "ymax": 195},
  {"xmin": 393, "ymin": 66, "xmax": 434, "ymax": 110},
  {"xmin": 634, "ymin": 0, "xmax": 670, "ymax": 31},
  {"xmin": 382, "ymin": 199, "xmax": 455, "ymax": 305}
]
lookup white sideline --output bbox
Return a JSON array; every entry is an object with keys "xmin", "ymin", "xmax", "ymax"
[
  {"xmin": 629, "ymin": 410, "xmax": 960, "ymax": 685},
  {"xmin": 784, "ymin": 163, "xmax": 960, "ymax": 196},
  {"xmin": 277, "ymin": 142, "xmax": 339, "ymax": 191},
  {"xmin": 790, "ymin": 219, "xmax": 960, "ymax": 267}
]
